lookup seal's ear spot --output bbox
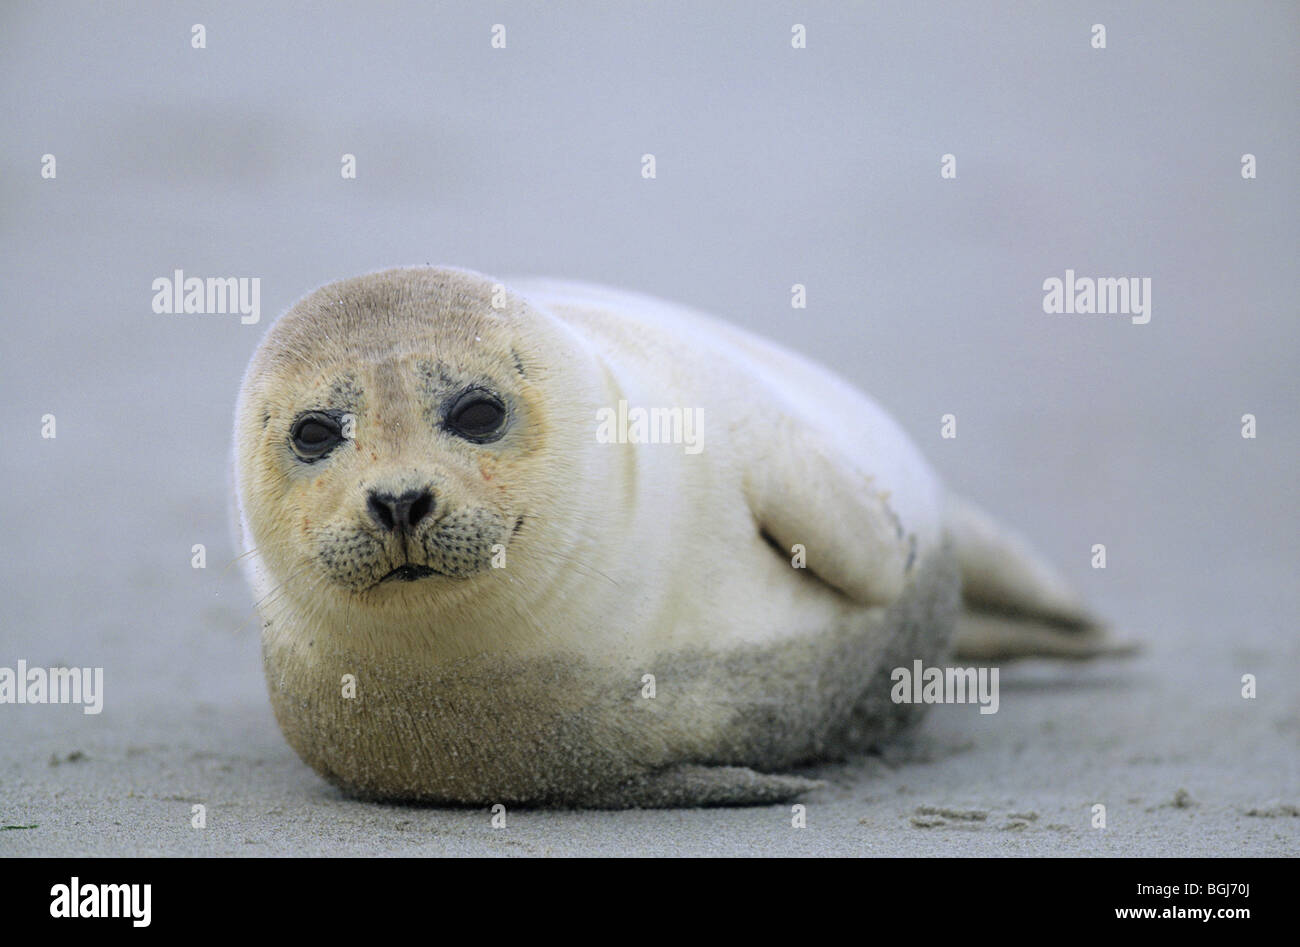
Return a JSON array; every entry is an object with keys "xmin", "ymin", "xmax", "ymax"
[
  {"xmin": 511, "ymin": 349, "xmax": 527, "ymax": 377},
  {"xmin": 261, "ymin": 410, "xmax": 270, "ymax": 430}
]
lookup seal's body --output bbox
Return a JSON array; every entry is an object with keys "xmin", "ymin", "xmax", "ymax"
[{"xmin": 234, "ymin": 267, "xmax": 1124, "ymax": 807}]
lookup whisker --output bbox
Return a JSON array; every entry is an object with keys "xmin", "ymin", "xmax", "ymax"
[
  {"xmin": 532, "ymin": 548, "xmax": 621, "ymax": 589},
  {"xmin": 221, "ymin": 546, "xmax": 261, "ymax": 574}
]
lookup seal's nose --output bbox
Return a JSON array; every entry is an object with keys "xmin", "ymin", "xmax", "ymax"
[{"xmin": 367, "ymin": 488, "xmax": 435, "ymax": 533}]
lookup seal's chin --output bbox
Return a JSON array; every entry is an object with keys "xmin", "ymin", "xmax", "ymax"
[{"xmin": 379, "ymin": 564, "xmax": 440, "ymax": 584}]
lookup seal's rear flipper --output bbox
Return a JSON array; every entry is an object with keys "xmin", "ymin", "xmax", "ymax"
[
  {"xmin": 581, "ymin": 766, "xmax": 823, "ymax": 809},
  {"xmin": 946, "ymin": 496, "xmax": 1138, "ymax": 661},
  {"xmin": 953, "ymin": 611, "xmax": 1138, "ymax": 661}
]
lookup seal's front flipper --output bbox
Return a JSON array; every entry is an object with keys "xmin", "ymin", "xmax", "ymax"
[
  {"xmin": 946, "ymin": 496, "xmax": 1139, "ymax": 661},
  {"xmin": 744, "ymin": 417, "xmax": 911, "ymax": 607},
  {"xmin": 581, "ymin": 766, "xmax": 823, "ymax": 809}
]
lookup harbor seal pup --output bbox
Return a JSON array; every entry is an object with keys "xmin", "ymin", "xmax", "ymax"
[{"xmin": 233, "ymin": 266, "xmax": 1127, "ymax": 807}]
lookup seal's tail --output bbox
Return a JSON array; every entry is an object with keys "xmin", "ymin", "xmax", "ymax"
[{"xmin": 944, "ymin": 495, "xmax": 1138, "ymax": 661}]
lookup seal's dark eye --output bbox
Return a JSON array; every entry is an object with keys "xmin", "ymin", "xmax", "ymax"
[
  {"xmin": 446, "ymin": 390, "xmax": 507, "ymax": 442},
  {"xmin": 290, "ymin": 412, "xmax": 343, "ymax": 460}
]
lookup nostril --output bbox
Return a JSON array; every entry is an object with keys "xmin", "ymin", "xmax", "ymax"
[
  {"xmin": 367, "ymin": 489, "xmax": 434, "ymax": 533},
  {"xmin": 405, "ymin": 491, "xmax": 433, "ymax": 528},
  {"xmin": 367, "ymin": 492, "xmax": 397, "ymax": 531}
]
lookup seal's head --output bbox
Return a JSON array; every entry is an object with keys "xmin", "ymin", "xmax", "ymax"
[{"xmin": 234, "ymin": 267, "xmax": 601, "ymax": 627}]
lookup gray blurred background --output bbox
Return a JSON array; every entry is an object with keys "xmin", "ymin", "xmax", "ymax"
[{"xmin": 1, "ymin": 1, "xmax": 1296, "ymax": 855}]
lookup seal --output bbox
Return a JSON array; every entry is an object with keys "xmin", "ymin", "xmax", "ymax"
[{"xmin": 233, "ymin": 266, "xmax": 1129, "ymax": 807}]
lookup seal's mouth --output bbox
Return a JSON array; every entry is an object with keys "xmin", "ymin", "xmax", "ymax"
[{"xmin": 379, "ymin": 564, "xmax": 439, "ymax": 583}]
